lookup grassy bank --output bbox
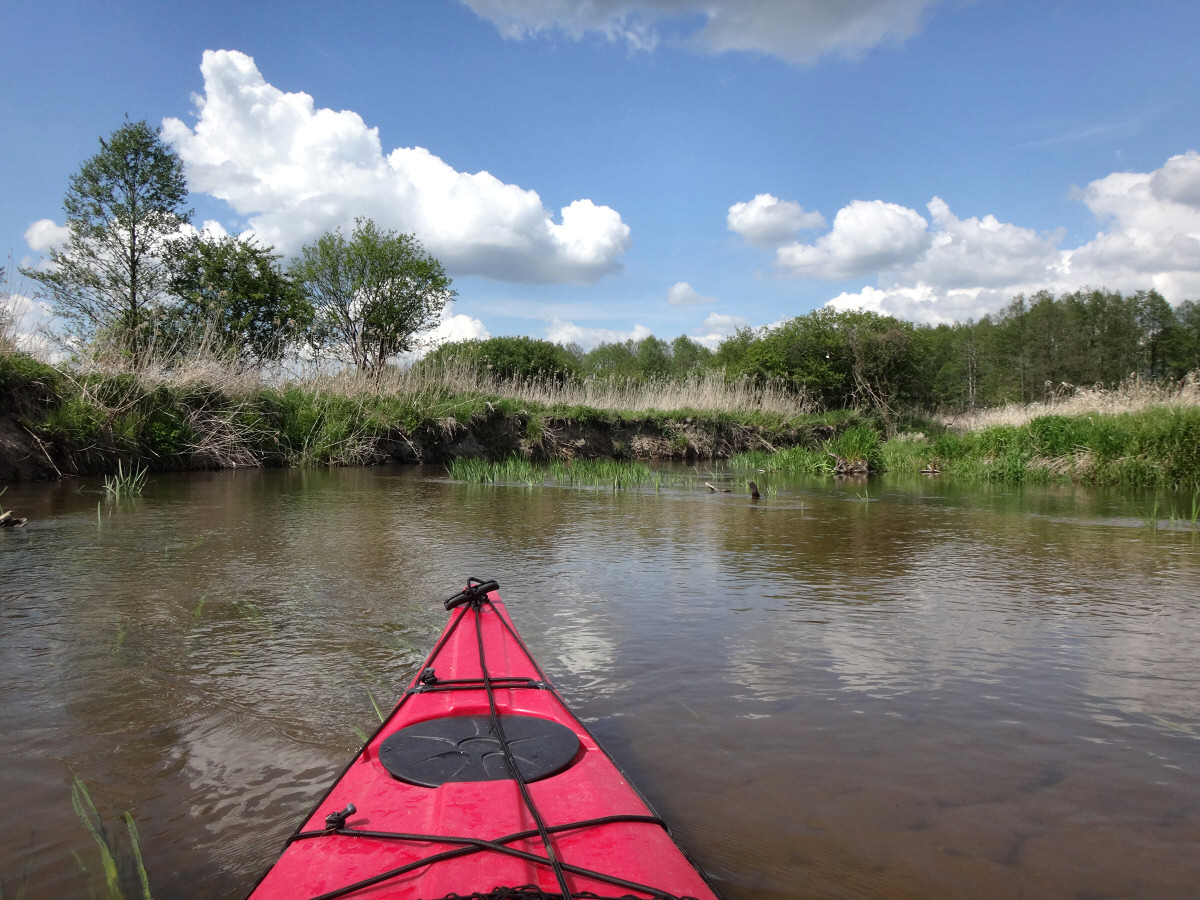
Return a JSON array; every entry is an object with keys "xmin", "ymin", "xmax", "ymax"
[
  {"xmin": 730, "ymin": 404, "xmax": 1200, "ymax": 488},
  {"xmin": 5, "ymin": 350, "xmax": 1199, "ymax": 488},
  {"xmin": 0, "ymin": 352, "xmax": 815, "ymax": 481}
]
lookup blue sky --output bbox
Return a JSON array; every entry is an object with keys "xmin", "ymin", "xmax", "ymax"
[{"xmin": 5, "ymin": 0, "xmax": 1200, "ymax": 350}]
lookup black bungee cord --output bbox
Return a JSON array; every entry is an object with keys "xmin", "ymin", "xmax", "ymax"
[{"xmin": 276, "ymin": 579, "xmax": 701, "ymax": 900}]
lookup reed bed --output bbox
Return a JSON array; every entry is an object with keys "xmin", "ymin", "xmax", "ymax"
[
  {"xmin": 950, "ymin": 373, "xmax": 1200, "ymax": 431},
  {"xmin": 447, "ymin": 456, "xmax": 692, "ymax": 490},
  {"xmin": 729, "ymin": 426, "xmax": 885, "ymax": 476},
  {"xmin": 103, "ymin": 461, "xmax": 148, "ymax": 499},
  {"xmin": 308, "ymin": 359, "xmax": 813, "ymax": 418}
]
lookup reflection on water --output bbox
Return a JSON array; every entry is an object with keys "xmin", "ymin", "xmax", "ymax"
[{"xmin": 1, "ymin": 468, "xmax": 1198, "ymax": 898}]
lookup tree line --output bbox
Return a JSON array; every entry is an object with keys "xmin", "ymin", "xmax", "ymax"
[
  {"xmin": 21, "ymin": 120, "xmax": 453, "ymax": 375},
  {"xmin": 18, "ymin": 120, "xmax": 1200, "ymax": 415},
  {"xmin": 427, "ymin": 289, "xmax": 1200, "ymax": 421}
]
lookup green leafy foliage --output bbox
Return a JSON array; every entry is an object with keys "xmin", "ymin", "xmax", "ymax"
[
  {"xmin": 422, "ymin": 335, "xmax": 579, "ymax": 382},
  {"xmin": 21, "ymin": 120, "xmax": 190, "ymax": 364},
  {"xmin": 292, "ymin": 218, "xmax": 453, "ymax": 377},
  {"xmin": 165, "ymin": 233, "xmax": 311, "ymax": 363}
]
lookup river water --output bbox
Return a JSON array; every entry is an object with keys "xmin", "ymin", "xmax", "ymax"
[{"xmin": 1, "ymin": 466, "xmax": 1198, "ymax": 899}]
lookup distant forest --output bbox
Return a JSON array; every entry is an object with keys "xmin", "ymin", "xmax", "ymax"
[{"xmin": 424, "ymin": 288, "xmax": 1200, "ymax": 414}]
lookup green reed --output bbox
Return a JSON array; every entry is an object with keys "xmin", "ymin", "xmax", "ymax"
[
  {"xmin": 103, "ymin": 461, "xmax": 148, "ymax": 500},
  {"xmin": 447, "ymin": 456, "xmax": 689, "ymax": 491},
  {"xmin": 70, "ymin": 777, "xmax": 152, "ymax": 900}
]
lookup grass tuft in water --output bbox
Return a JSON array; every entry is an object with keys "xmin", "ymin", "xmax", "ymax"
[
  {"xmin": 447, "ymin": 456, "xmax": 690, "ymax": 491},
  {"xmin": 103, "ymin": 461, "xmax": 148, "ymax": 500},
  {"xmin": 70, "ymin": 777, "xmax": 152, "ymax": 900},
  {"xmin": 367, "ymin": 687, "xmax": 386, "ymax": 723}
]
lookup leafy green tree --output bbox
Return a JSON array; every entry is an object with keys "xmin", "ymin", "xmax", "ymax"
[
  {"xmin": 635, "ymin": 336, "xmax": 672, "ymax": 379},
  {"xmin": 292, "ymin": 218, "xmax": 454, "ymax": 377},
  {"xmin": 668, "ymin": 335, "xmax": 713, "ymax": 376},
  {"xmin": 423, "ymin": 335, "xmax": 578, "ymax": 382},
  {"xmin": 1135, "ymin": 289, "xmax": 1178, "ymax": 379},
  {"xmin": 580, "ymin": 340, "xmax": 641, "ymax": 380},
  {"xmin": 165, "ymin": 233, "xmax": 312, "ymax": 364},
  {"xmin": 22, "ymin": 120, "xmax": 191, "ymax": 364},
  {"xmin": 1173, "ymin": 300, "xmax": 1200, "ymax": 375},
  {"xmin": 716, "ymin": 310, "xmax": 853, "ymax": 407},
  {"xmin": 1026, "ymin": 290, "xmax": 1084, "ymax": 395}
]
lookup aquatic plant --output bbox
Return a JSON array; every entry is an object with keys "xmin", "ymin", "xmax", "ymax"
[
  {"xmin": 70, "ymin": 777, "xmax": 152, "ymax": 900},
  {"xmin": 103, "ymin": 461, "xmax": 148, "ymax": 500},
  {"xmin": 447, "ymin": 456, "xmax": 690, "ymax": 491},
  {"xmin": 367, "ymin": 687, "xmax": 386, "ymax": 723}
]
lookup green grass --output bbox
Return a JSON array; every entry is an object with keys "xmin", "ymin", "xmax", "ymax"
[
  {"xmin": 104, "ymin": 461, "xmax": 148, "ymax": 499},
  {"xmin": 731, "ymin": 407, "xmax": 1200, "ymax": 488},
  {"xmin": 931, "ymin": 408, "xmax": 1200, "ymax": 486},
  {"xmin": 5, "ymin": 350, "xmax": 1199, "ymax": 488},
  {"xmin": 70, "ymin": 777, "xmax": 152, "ymax": 900},
  {"xmin": 447, "ymin": 456, "xmax": 691, "ymax": 490}
]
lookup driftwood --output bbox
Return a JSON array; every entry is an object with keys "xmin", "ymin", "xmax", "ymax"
[
  {"xmin": 0, "ymin": 510, "xmax": 27, "ymax": 528},
  {"xmin": 703, "ymin": 482, "xmax": 731, "ymax": 493},
  {"xmin": 827, "ymin": 451, "xmax": 870, "ymax": 477},
  {"xmin": 919, "ymin": 463, "xmax": 941, "ymax": 475}
]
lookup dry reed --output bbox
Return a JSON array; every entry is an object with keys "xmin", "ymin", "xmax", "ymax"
[
  {"xmin": 950, "ymin": 372, "xmax": 1200, "ymax": 431},
  {"xmin": 319, "ymin": 359, "xmax": 814, "ymax": 418}
]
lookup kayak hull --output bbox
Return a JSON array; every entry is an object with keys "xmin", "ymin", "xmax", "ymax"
[{"xmin": 245, "ymin": 581, "xmax": 722, "ymax": 900}]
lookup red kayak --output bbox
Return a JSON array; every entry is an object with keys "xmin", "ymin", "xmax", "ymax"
[{"xmin": 245, "ymin": 578, "xmax": 724, "ymax": 900}]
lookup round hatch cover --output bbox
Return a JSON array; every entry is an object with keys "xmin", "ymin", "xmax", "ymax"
[{"xmin": 379, "ymin": 714, "xmax": 581, "ymax": 787}]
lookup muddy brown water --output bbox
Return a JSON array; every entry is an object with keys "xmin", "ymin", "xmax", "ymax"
[{"xmin": 1, "ymin": 467, "xmax": 1198, "ymax": 899}]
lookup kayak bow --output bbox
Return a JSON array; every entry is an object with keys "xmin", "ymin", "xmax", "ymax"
[{"xmin": 245, "ymin": 578, "xmax": 724, "ymax": 900}]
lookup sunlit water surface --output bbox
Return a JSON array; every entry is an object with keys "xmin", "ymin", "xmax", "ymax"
[{"xmin": 1, "ymin": 467, "xmax": 1198, "ymax": 898}]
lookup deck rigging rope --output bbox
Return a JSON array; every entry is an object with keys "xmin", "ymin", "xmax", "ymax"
[
  {"xmin": 471, "ymin": 592, "xmax": 574, "ymax": 898},
  {"xmin": 276, "ymin": 580, "xmax": 701, "ymax": 900}
]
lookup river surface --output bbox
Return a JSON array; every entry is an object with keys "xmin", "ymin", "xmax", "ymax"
[{"xmin": 1, "ymin": 466, "xmax": 1199, "ymax": 899}]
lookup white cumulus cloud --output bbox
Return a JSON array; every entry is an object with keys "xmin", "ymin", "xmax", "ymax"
[
  {"xmin": 763, "ymin": 151, "xmax": 1200, "ymax": 324},
  {"xmin": 727, "ymin": 193, "xmax": 825, "ymax": 247},
  {"xmin": 545, "ymin": 318, "xmax": 652, "ymax": 349},
  {"xmin": 24, "ymin": 219, "xmax": 70, "ymax": 255},
  {"xmin": 692, "ymin": 311, "xmax": 747, "ymax": 348},
  {"xmin": 161, "ymin": 49, "xmax": 631, "ymax": 284},
  {"xmin": 898, "ymin": 197, "xmax": 1064, "ymax": 290},
  {"xmin": 460, "ymin": 0, "xmax": 944, "ymax": 65},
  {"xmin": 776, "ymin": 199, "xmax": 931, "ymax": 280},
  {"xmin": 667, "ymin": 281, "xmax": 716, "ymax": 305},
  {"xmin": 417, "ymin": 303, "xmax": 491, "ymax": 356}
]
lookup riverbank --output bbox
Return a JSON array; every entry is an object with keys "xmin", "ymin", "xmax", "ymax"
[
  {"xmin": 0, "ymin": 352, "xmax": 819, "ymax": 483},
  {"xmin": 3, "ymin": 352, "xmax": 1199, "ymax": 488}
]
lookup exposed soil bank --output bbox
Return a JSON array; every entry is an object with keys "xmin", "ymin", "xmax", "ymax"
[{"xmin": 0, "ymin": 407, "xmax": 824, "ymax": 484}]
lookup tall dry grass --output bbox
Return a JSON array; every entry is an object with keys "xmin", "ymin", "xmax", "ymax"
[
  {"xmin": 950, "ymin": 373, "xmax": 1200, "ymax": 431},
  {"xmin": 319, "ymin": 359, "xmax": 815, "ymax": 418},
  {"xmin": 1, "ymin": 261, "xmax": 53, "ymax": 359}
]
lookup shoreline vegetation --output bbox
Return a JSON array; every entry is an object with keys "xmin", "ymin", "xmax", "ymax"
[
  {"xmin": 7, "ymin": 120, "xmax": 1200, "ymax": 492},
  {"xmin": 2, "ymin": 349, "xmax": 1199, "ymax": 490}
]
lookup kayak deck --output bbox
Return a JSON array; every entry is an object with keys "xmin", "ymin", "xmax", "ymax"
[{"xmin": 245, "ymin": 579, "xmax": 723, "ymax": 900}]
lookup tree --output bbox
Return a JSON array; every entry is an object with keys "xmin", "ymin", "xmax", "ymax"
[
  {"xmin": 1135, "ymin": 289, "xmax": 1178, "ymax": 379},
  {"xmin": 22, "ymin": 119, "xmax": 190, "ymax": 364},
  {"xmin": 668, "ymin": 335, "xmax": 713, "ymax": 376},
  {"xmin": 1173, "ymin": 300, "xmax": 1200, "ymax": 375},
  {"xmin": 579, "ymin": 340, "xmax": 641, "ymax": 380},
  {"xmin": 165, "ymin": 233, "xmax": 311, "ymax": 364},
  {"xmin": 292, "ymin": 218, "xmax": 453, "ymax": 377},
  {"xmin": 422, "ymin": 336, "xmax": 578, "ymax": 382}
]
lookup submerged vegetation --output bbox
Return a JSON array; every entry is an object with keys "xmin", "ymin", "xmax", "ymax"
[{"xmin": 70, "ymin": 777, "xmax": 152, "ymax": 900}]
